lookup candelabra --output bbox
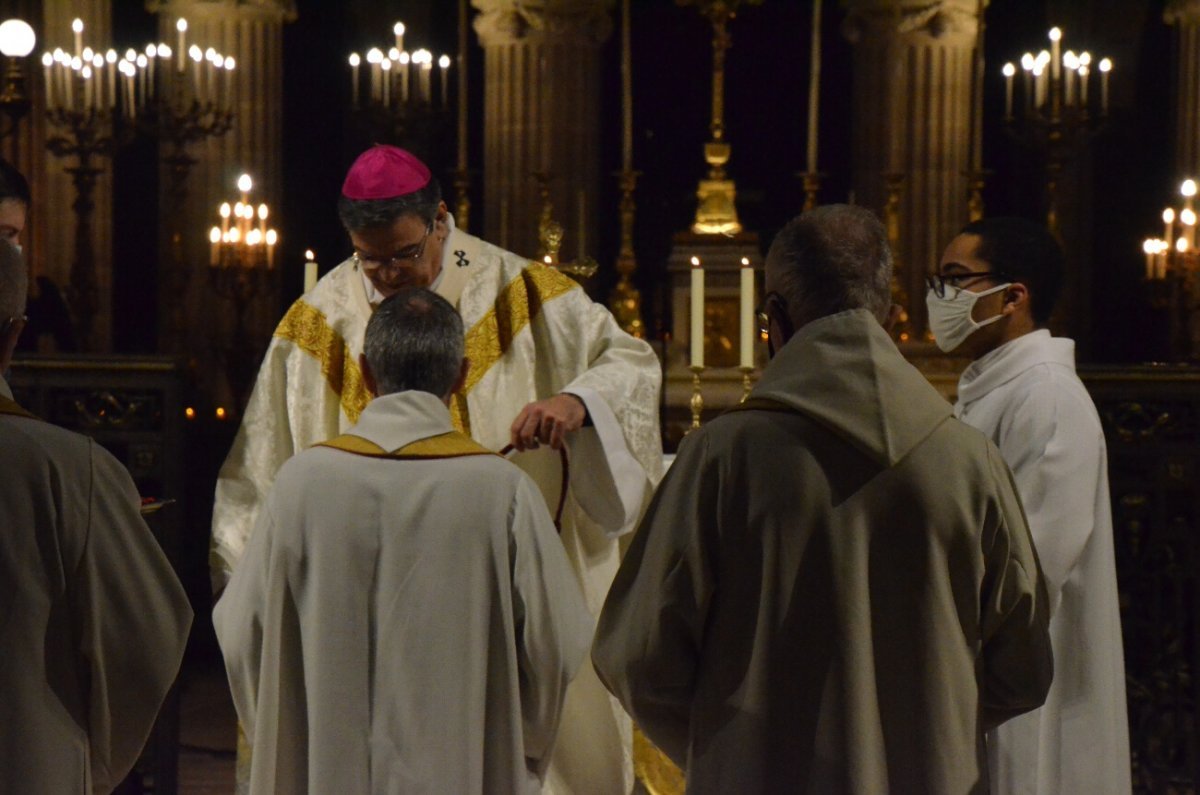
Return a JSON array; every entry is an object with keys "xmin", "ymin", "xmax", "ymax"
[
  {"xmin": 1001, "ymin": 27, "xmax": 1111, "ymax": 237},
  {"xmin": 0, "ymin": 18, "xmax": 36, "ymax": 148},
  {"xmin": 678, "ymin": 0, "xmax": 762, "ymax": 235},
  {"xmin": 348, "ymin": 21, "xmax": 454, "ymax": 149},
  {"xmin": 208, "ymin": 174, "xmax": 278, "ymax": 404},
  {"xmin": 1142, "ymin": 178, "xmax": 1200, "ymax": 361},
  {"xmin": 139, "ymin": 18, "xmax": 236, "ymax": 352},
  {"xmin": 41, "ymin": 16, "xmax": 235, "ymax": 350}
]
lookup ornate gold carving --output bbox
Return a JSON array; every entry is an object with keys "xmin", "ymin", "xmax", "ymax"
[{"xmin": 688, "ymin": 365, "xmax": 705, "ymax": 431}]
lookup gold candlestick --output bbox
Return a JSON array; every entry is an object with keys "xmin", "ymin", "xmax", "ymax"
[
  {"xmin": 798, "ymin": 171, "xmax": 822, "ymax": 212},
  {"xmin": 453, "ymin": 168, "xmax": 471, "ymax": 232},
  {"xmin": 688, "ymin": 365, "xmax": 705, "ymax": 431},
  {"xmin": 609, "ymin": 169, "xmax": 645, "ymax": 337},
  {"xmin": 739, "ymin": 365, "xmax": 753, "ymax": 403}
]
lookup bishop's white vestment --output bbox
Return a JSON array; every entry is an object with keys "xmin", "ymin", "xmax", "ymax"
[
  {"xmin": 956, "ymin": 330, "xmax": 1131, "ymax": 795},
  {"xmin": 212, "ymin": 216, "xmax": 662, "ymax": 794},
  {"xmin": 213, "ymin": 390, "xmax": 594, "ymax": 794}
]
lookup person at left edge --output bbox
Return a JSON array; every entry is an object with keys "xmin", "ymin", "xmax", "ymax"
[{"xmin": 211, "ymin": 145, "xmax": 662, "ymax": 794}]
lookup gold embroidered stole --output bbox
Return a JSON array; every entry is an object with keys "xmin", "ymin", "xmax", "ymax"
[
  {"xmin": 0, "ymin": 394, "xmax": 37, "ymax": 420},
  {"xmin": 274, "ymin": 264, "xmax": 579, "ymax": 434},
  {"xmin": 315, "ymin": 429, "xmax": 498, "ymax": 460}
]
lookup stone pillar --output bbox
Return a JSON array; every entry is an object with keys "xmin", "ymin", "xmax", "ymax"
[
  {"xmin": 147, "ymin": 0, "xmax": 293, "ymax": 405},
  {"xmin": 473, "ymin": 0, "xmax": 611, "ymax": 259},
  {"xmin": 844, "ymin": 0, "xmax": 982, "ymax": 337},
  {"xmin": 1167, "ymin": 0, "xmax": 1200, "ymax": 177},
  {"xmin": 42, "ymin": 0, "xmax": 115, "ymax": 350}
]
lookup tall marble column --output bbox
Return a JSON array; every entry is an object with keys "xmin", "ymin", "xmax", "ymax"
[
  {"xmin": 146, "ymin": 0, "xmax": 293, "ymax": 405},
  {"xmin": 844, "ymin": 0, "xmax": 982, "ymax": 338},
  {"xmin": 473, "ymin": 0, "xmax": 611, "ymax": 260},
  {"xmin": 1167, "ymin": 0, "xmax": 1200, "ymax": 177}
]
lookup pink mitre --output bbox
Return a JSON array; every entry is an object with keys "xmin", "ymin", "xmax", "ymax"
[{"xmin": 341, "ymin": 145, "xmax": 431, "ymax": 200}]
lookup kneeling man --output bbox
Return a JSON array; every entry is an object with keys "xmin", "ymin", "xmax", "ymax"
[{"xmin": 214, "ymin": 288, "xmax": 593, "ymax": 794}]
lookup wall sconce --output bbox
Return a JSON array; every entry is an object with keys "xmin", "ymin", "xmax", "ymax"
[{"xmin": 0, "ymin": 18, "xmax": 36, "ymax": 140}]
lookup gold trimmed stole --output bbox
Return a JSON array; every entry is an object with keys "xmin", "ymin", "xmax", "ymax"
[
  {"xmin": 315, "ymin": 429, "xmax": 499, "ymax": 460},
  {"xmin": 0, "ymin": 395, "xmax": 37, "ymax": 420}
]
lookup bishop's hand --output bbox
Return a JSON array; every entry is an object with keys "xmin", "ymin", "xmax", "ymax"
[{"xmin": 509, "ymin": 393, "xmax": 587, "ymax": 452}]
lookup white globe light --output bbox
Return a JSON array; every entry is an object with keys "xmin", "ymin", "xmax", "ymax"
[{"xmin": 0, "ymin": 19, "xmax": 37, "ymax": 58}]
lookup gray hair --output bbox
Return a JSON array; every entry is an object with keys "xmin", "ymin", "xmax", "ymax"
[
  {"xmin": 0, "ymin": 240, "xmax": 27, "ymax": 321},
  {"xmin": 766, "ymin": 204, "xmax": 893, "ymax": 325},
  {"xmin": 363, "ymin": 287, "xmax": 464, "ymax": 398},
  {"xmin": 338, "ymin": 179, "xmax": 442, "ymax": 232}
]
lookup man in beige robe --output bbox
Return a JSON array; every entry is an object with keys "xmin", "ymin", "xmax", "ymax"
[
  {"xmin": 213, "ymin": 146, "xmax": 661, "ymax": 793},
  {"xmin": 214, "ymin": 289, "xmax": 593, "ymax": 794},
  {"xmin": 593, "ymin": 206, "xmax": 1054, "ymax": 793},
  {"xmin": 0, "ymin": 241, "xmax": 193, "ymax": 792}
]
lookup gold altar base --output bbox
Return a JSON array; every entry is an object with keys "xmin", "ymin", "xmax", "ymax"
[{"xmin": 663, "ymin": 365, "xmax": 759, "ymax": 449}]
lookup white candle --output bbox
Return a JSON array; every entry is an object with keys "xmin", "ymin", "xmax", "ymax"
[
  {"xmin": 176, "ymin": 18, "xmax": 187, "ymax": 73},
  {"xmin": 82, "ymin": 66, "xmax": 92, "ymax": 111},
  {"xmin": 690, "ymin": 256, "xmax": 705, "ymax": 369},
  {"xmin": 381, "ymin": 58, "xmax": 391, "ymax": 107},
  {"xmin": 439, "ymin": 54, "xmax": 450, "ymax": 107},
  {"xmin": 806, "ymin": 0, "xmax": 822, "ymax": 173},
  {"xmin": 394, "ymin": 21, "xmax": 405, "ymax": 53},
  {"xmin": 1049, "ymin": 27, "xmax": 1061, "ymax": 80},
  {"xmin": 1143, "ymin": 240, "xmax": 1154, "ymax": 280},
  {"xmin": 349, "ymin": 53, "xmax": 360, "ymax": 107},
  {"xmin": 72, "ymin": 18, "xmax": 83, "ymax": 58},
  {"xmin": 1079, "ymin": 65, "xmax": 1090, "ymax": 109},
  {"xmin": 621, "ymin": 0, "xmax": 633, "ymax": 171},
  {"xmin": 399, "ymin": 51, "xmax": 410, "ymax": 102},
  {"xmin": 107, "ymin": 52, "xmax": 117, "ymax": 109},
  {"xmin": 421, "ymin": 56, "xmax": 432, "ymax": 103},
  {"xmin": 1099, "ymin": 58, "xmax": 1112, "ymax": 114},
  {"xmin": 740, "ymin": 257, "xmax": 754, "ymax": 368},
  {"xmin": 304, "ymin": 249, "xmax": 318, "ymax": 292},
  {"xmin": 145, "ymin": 44, "xmax": 155, "ymax": 97},
  {"xmin": 577, "ymin": 190, "xmax": 587, "ymax": 258},
  {"xmin": 1002, "ymin": 63, "xmax": 1015, "ymax": 118},
  {"xmin": 42, "ymin": 54, "xmax": 53, "ymax": 109}
]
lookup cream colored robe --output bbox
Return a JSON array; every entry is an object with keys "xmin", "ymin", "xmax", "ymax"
[
  {"xmin": 213, "ymin": 390, "xmax": 594, "ymax": 794},
  {"xmin": 956, "ymin": 330, "xmax": 1131, "ymax": 794},
  {"xmin": 212, "ymin": 217, "xmax": 662, "ymax": 794},
  {"xmin": 0, "ymin": 376, "xmax": 192, "ymax": 794},
  {"xmin": 593, "ymin": 310, "xmax": 1054, "ymax": 794}
]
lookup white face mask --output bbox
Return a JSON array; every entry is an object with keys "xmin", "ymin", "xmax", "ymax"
[{"xmin": 925, "ymin": 282, "xmax": 1010, "ymax": 353}]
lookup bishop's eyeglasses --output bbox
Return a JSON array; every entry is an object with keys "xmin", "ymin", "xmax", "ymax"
[{"xmin": 352, "ymin": 222, "xmax": 433, "ymax": 272}]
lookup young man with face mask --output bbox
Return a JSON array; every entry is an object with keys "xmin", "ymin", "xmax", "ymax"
[
  {"xmin": 929, "ymin": 217, "xmax": 1131, "ymax": 795},
  {"xmin": 593, "ymin": 205, "xmax": 1053, "ymax": 793}
]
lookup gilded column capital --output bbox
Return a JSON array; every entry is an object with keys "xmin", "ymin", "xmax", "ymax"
[
  {"xmin": 1166, "ymin": 0, "xmax": 1200, "ymax": 25},
  {"xmin": 145, "ymin": 0, "xmax": 297, "ymax": 23},
  {"xmin": 843, "ymin": 0, "xmax": 981, "ymax": 45},
  {"xmin": 472, "ymin": 0, "xmax": 613, "ymax": 47}
]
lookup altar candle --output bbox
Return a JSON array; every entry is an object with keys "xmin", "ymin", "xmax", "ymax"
[
  {"xmin": 1002, "ymin": 63, "xmax": 1015, "ymax": 118},
  {"xmin": 380, "ymin": 58, "xmax": 391, "ymax": 107},
  {"xmin": 1099, "ymin": 58, "xmax": 1112, "ymax": 114},
  {"xmin": 1143, "ymin": 240, "xmax": 1154, "ymax": 280},
  {"xmin": 420, "ymin": 52, "xmax": 432, "ymax": 103},
  {"xmin": 740, "ymin": 256, "xmax": 754, "ymax": 369},
  {"xmin": 690, "ymin": 256, "xmax": 705, "ymax": 369},
  {"xmin": 394, "ymin": 21, "xmax": 405, "ymax": 53},
  {"xmin": 190, "ymin": 46, "xmax": 202, "ymax": 97},
  {"xmin": 220, "ymin": 202, "xmax": 231, "ymax": 235},
  {"xmin": 577, "ymin": 189, "xmax": 587, "ymax": 258},
  {"xmin": 176, "ymin": 19, "xmax": 187, "ymax": 73},
  {"xmin": 137, "ymin": 54, "xmax": 148, "ymax": 107},
  {"xmin": 399, "ymin": 51, "xmax": 410, "ymax": 102},
  {"xmin": 210, "ymin": 227, "xmax": 221, "ymax": 266},
  {"xmin": 806, "ymin": 0, "xmax": 822, "ymax": 173},
  {"xmin": 42, "ymin": 53, "xmax": 53, "ymax": 109},
  {"xmin": 1049, "ymin": 28, "xmax": 1061, "ymax": 80},
  {"xmin": 144, "ymin": 44, "xmax": 155, "ymax": 96},
  {"xmin": 1078, "ymin": 65, "xmax": 1090, "ymax": 108},
  {"xmin": 1163, "ymin": 208, "xmax": 1175, "ymax": 248},
  {"xmin": 438, "ymin": 54, "xmax": 450, "ymax": 107},
  {"xmin": 349, "ymin": 53, "xmax": 360, "ymax": 107},
  {"xmin": 305, "ymin": 249, "xmax": 318, "ymax": 292},
  {"xmin": 106, "ymin": 51, "xmax": 117, "ymax": 109},
  {"xmin": 72, "ymin": 18, "xmax": 83, "ymax": 58},
  {"xmin": 82, "ymin": 66, "xmax": 92, "ymax": 111},
  {"xmin": 621, "ymin": 0, "xmax": 633, "ymax": 171}
]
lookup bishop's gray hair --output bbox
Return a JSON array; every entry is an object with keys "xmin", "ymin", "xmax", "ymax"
[
  {"xmin": 338, "ymin": 178, "xmax": 442, "ymax": 232},
  {"xmin": 363, "ymin": 287, "xmax": 463, "ymax": 398},
  {"xmin": 766, "ymin": 204, "xmax": 893, "ymax": 325},
  {"xmin": 0, "ymin": 240, "xmax": 27, "ymax": 322}
]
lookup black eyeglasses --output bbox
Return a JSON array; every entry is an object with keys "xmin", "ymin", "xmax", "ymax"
[
  {"xmin": 756, "ymin": 292, "xmax": 793, "ymax": 356},
  {"xmin": 926, "ymin": 271, "xmax": 1010, "ymax": 298},
  {"xmin": 352, "ymin": 222, "xmax": 434, "ymax": 272}
]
